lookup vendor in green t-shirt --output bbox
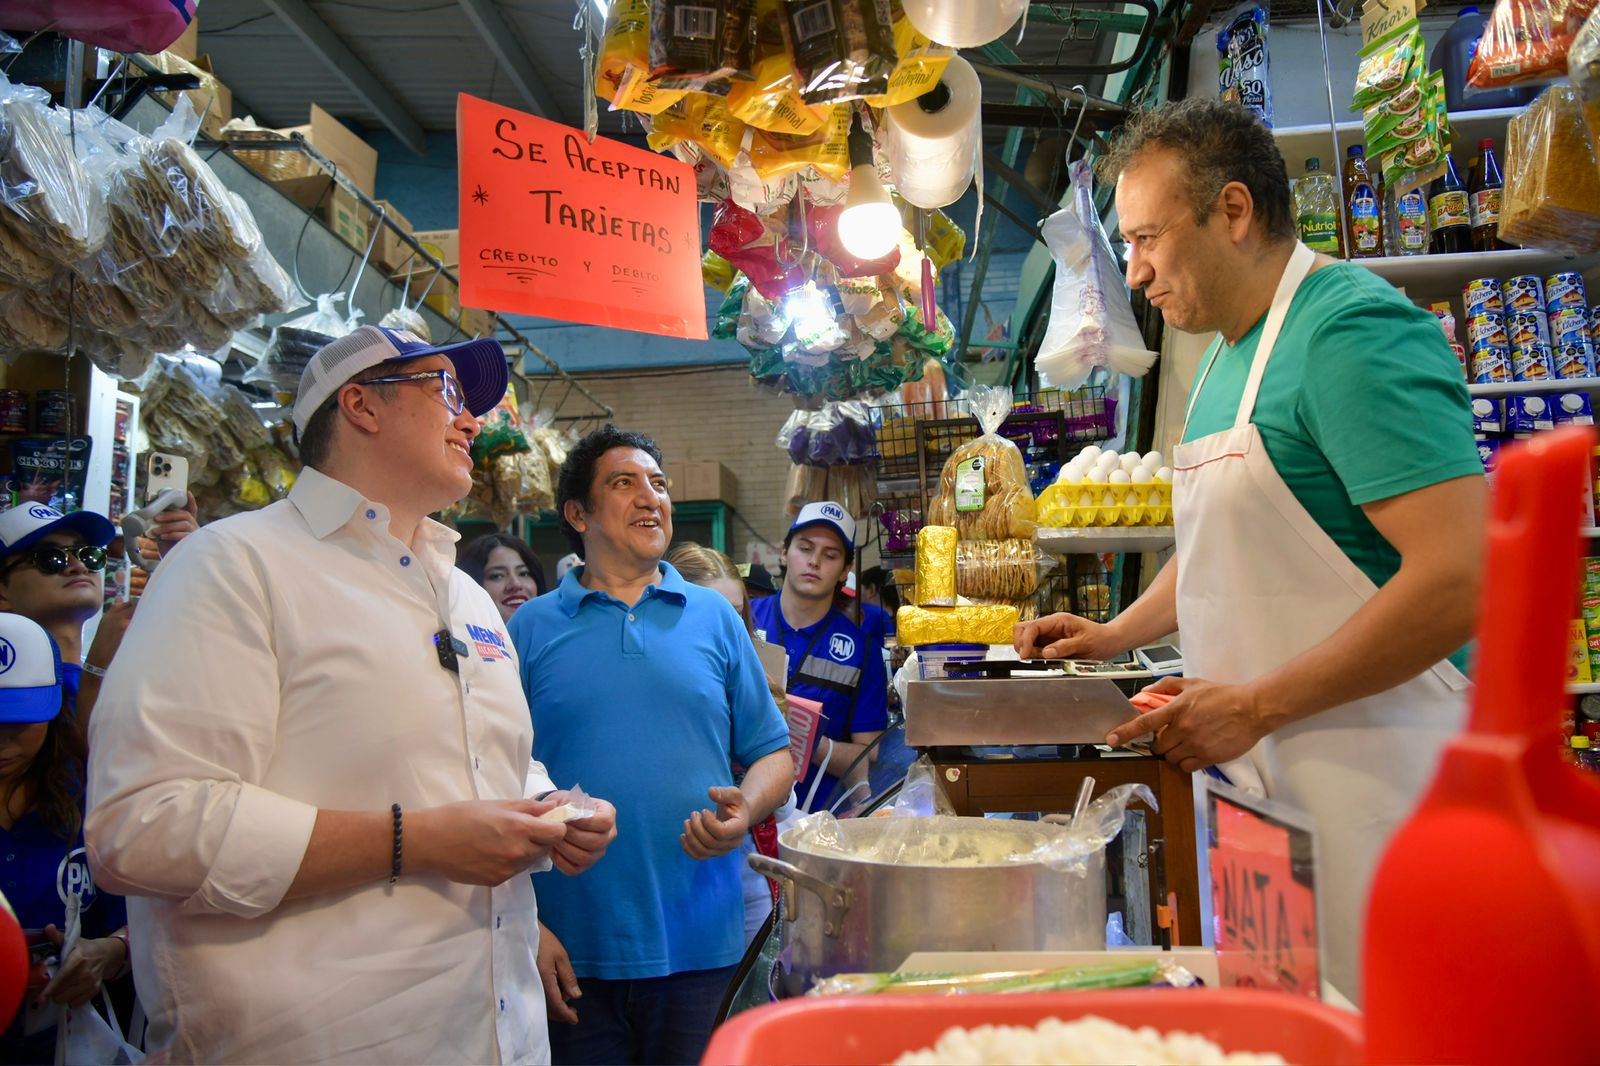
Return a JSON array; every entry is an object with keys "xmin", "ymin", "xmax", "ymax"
[{"xmin": 1016, "ymin": 99, "xmax": 1485, "ymax": 1003}]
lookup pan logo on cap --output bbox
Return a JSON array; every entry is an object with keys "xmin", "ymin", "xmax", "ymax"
[
  {"xmin": 27, "ymin": 504, "xmax": 57, "ymax": 521},
  {"xmin": 819, "ymin": 503, "xmax": 845, "ymax": 522},
  {"xmin": 828, "ymin": 633, "xmax": 855, "ymax": 662},
  {"xmin": 0, "ymin": 638, "xmax": 14, "ymax": 675}
]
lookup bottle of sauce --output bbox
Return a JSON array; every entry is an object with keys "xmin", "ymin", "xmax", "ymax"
[
  {"xmin": 1344, "ymin": 145, "xmax": 1382, "ymax": 259},
  {"xmin": 1428, "ymin": 153, "xmax": 1471, "ymax": 255},
  {"xmin": 1469, "ymin": 137, "xmax": 1509, "ymax": 251},
  {"xmin": 1295, "ymin": 157, "xmax": 1343, "ymax": 257}
]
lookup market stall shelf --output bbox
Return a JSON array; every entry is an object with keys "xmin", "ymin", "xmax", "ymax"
[
  {"xmin": 1274, "ymin": 107, "xmax": 1526, "ymax": 179},
  {"xmin": 1356, "ymin": 248, "xmax": 1600, "ymax": 297},
  {"xmin": 1469, "ymin": 375, "xmax": 1600, "ymax": 397},
  {"xmin": 1036, "ymin": 526, "xmax": 1176, "ymax": 555}
]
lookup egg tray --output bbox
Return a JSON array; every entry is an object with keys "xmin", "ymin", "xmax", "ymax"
[{"xmin": 1037, "ymin": 481, "xmax": 1173, "ymax": 527}]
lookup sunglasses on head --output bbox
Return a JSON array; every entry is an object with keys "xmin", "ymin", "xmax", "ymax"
[{"xmin": 7, "ymin": 543, "xmax": 107, "ymax": 576}]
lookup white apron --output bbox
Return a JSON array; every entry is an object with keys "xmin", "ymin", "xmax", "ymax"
[{"xmin": 1172, "ymin": 241, "xmax": 1470, "ymax": 1003}]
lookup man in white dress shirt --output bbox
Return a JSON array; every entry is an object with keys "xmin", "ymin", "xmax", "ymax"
[{"xmin": 84, "ymin": 326, "xmax": 617, "ymax": 1064}]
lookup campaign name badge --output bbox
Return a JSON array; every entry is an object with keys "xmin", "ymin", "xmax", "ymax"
[{"xmin": 467, "ymin": 623, "xmax": 510, "ymax": 663}]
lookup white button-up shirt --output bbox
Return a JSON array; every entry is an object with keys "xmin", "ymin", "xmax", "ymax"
[{"xmin": 86, "ymin": 468, "xmax": 555, "ymax": 1064}]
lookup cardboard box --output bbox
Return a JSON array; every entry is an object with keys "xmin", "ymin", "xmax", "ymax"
[
  {"xmin": 233, "ymin": 104, "xmax": 379, "ymax": 204},
  {"xmin": 413, "ymin": 228, "xmax": 460, "ymax": 269},
  {"xmin": 459, "ymin": 306, "xmax": 497, "ymax": 337},
  {"xmin": 679, "ymin": 460, "xmax": 736, "ymax": 504},
  {"xmin": 327, "ymin": 188, "xmax": 374, "ymax": 254},
  {"xmin": 370, "ymin": 200, "xmax": 415, "ymax": 273},
  {"xmin": 169, "ymin": 17, "xmax": 199, "ymax": 61},
  {"xmin": 150, "ymin": 52, "xmax": 231, "ymax": 140}
]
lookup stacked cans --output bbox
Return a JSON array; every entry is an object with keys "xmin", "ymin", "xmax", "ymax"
[{"xmin": 1464, "ymin": 274, "xmax": 1596, "ymax": 383}]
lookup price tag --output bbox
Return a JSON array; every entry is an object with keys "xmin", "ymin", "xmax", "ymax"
[{"xmin": 1199, "ymin": 777, "xmax": 1323, "ymax": 998}]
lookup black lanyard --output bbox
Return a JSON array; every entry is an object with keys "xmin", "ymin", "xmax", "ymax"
[{"xmin": 774, "ymin": 606, "xmax": 837, "ymax": 687}]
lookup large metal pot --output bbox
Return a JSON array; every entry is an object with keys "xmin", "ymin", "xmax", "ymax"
[{"xmin": 749, "ymin": 816, "xmax": 1106, "ymax": 992}]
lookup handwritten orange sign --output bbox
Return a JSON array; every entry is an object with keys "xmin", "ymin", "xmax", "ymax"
[
  {"xmin": 1208, "ymin": 789, "xmax": 1322, "ymax": 998},
  {"xmin": 456, "ymin": 94, "xmax": 706, "ymax": 339}
]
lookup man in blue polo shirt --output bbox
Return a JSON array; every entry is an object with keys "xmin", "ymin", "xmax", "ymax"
[
  {"xmin": 751, "ymin": 503, "xmax": 887, "ymax": 813},
  {"xmin": 508, "ymin": 426, "xmax": 792, "ymax": 1066}
]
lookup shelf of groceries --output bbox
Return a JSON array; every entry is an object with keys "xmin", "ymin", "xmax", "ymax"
[
  {"xmin": 1274, "ymin": 107, "xmax": 1526, "ymax": 179},
  {"xmin": 1035, "ymin": 527, "xmax": 1177, "ymax": 556}
]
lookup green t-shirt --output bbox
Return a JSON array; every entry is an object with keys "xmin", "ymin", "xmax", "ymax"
[{"xmin": 1182, "ymin": 262, "xmax": 1482, "ymax": 673}]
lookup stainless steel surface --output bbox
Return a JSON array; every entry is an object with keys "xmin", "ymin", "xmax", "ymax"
[
  {"xmin": 903, "ymin": 677, "xmax": 1136, "ymax": 746},
  {"xmin": 761, "ymin": 817, "xmax": 1107, "ymax": 991}
]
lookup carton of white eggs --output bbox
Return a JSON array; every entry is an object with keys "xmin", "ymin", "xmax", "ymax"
[{"xmin": 1042, "ymin": 447, "xmax": 1173, "ymax": 527}]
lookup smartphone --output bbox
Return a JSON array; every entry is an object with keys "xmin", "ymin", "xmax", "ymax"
[{"xmin": 145, "ymin": 450, "xmax": 189, "ymax": 506}]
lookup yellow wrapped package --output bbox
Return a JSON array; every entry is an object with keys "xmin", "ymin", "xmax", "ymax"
[
  {"xmin": 647, "ymin": 94, "xmax": 746, "ymax": 169},
  {"xmin": 749, "ymin": 104, "xmax": 851, "ymax": 181},
  {"xmin": 915, "ymin": 525, "xmax": 958, "ymax": 607},
  {"xmin": 594, "ymin": 0, "xmax": 688, "ymax": 115},
  {"xmin": 897, "ymin": 604, "xmax": 1021, "ymax": 647},
  {"xmin": 864, "ymin": 16, "xmax": 955, "ymax": 109},
  {"xmin": 702, "ymin": 250, "xmax": 736, "ymax": 292},
  {"xmin": 728, "ymin": 0, "xmax": 831, "ymax": 135},
  {"xmin": 896, "ymin": 201, "xmax": 967, "ymax": 268}
]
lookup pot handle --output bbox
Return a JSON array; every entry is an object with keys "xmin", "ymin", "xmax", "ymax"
[{"xmin": 747, "ymin": 853, "xmax": 853, "ymax": 937}]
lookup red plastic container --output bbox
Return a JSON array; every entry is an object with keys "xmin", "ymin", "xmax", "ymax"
[
  {"xmin": 1364, "ymin": 426, "xmax": 1600, "ymax": 1065},
  {"xmin": 701, "ymin": 988, "xmax": 1364, "ymax": 1065}
]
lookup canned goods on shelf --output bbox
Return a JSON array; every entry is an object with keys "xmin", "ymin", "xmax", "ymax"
[
  {"xmin": 1465, "ymin": 313, "xmax": 1508, "ymax": 349},
  {"xmin": 1546, "ymin": 272, "xmax": 1587, "ymax": 312},
  {"xmin": 1556, "ymin": 341, "xmax": 1598, "ymax": 380},
  {"xmin": 1501, "ymin": 275, "xmax": 1546, "ymax": 314},
  {"xmin": 1464, "ymin": 277, "xmax": 1505, "ymax": 318},
  {"xmin": 1551, "ymin": 306, "xmax": 1591, "ymax": 347},
  {"xmin": 1508, "ymin": 309, "xmax": 1551, "ymax": 349},
  {"xmin": 1472, "ymin": 345, "xmax": 1512, "ymax": 384},
  {"xmin": 1513, "ymin": 343, "xmax": 1553, "ymax": 381}
]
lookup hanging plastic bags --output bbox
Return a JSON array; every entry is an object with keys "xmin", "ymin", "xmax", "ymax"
[{"xmin": 1034, "ymin": 163, "xmax": 1157, "ymax": 390}]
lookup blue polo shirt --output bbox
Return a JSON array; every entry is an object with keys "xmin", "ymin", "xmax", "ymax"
[
  {"xmin": 509, "ymin": 562, "xmax": 790, "ymax": 981},
  {"xmin": 751, "ymin": 596, "xmax": 888, "ymax": 811}
]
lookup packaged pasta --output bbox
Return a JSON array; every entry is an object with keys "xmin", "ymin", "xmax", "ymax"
[
  {"xmin": 915, "ymin": 525, "xmax": 957, "ymax": 607},
  {"xmin": 897, "ymin": 603, "xmax": 1021, "ymax": 647},
  {"xmin": 925, "ymin": 385, "xmax": 1038, "ymax": 540},
  {"xmin": 729, "ymin": 0, "xmax": 832, "ymax": 134},
  {"xmin": 782, "ymin": 0, "xmax": 898, "ymax": 106},
  {"xmin": 956, "ymin": 538, "xmax": 1055, "ymax": 602}
]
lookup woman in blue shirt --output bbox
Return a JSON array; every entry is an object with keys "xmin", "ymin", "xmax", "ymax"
[{"xmin": 0, "ymin": 614, "xmax": 128, "ymax": 1064}]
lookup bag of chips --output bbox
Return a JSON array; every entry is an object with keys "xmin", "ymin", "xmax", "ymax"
[
  {"xmin": 649, "ymin": 0, "xmax": 754, "ymax": 88},
  {"xmin": 926, "ymin": 385, "xmax": 1037, "ymax": 540},
  {"xmin": 1352, "ymin": 20, "xmax": 1422, "ymax": 110},
  {"xmin": 730, "ymin": 0, "xmax": 833, "ymax": 133},
  {"xmin": 863, "ymin": 10, "xmax": 954, "ymax": 110},
  {"xmin": 594, "ymin": 0, "xmax": 690, "ymax": 114},
  {"xmin": 647, "ymin": 94, "xmax": 747, "ymax": 169},
  {"xmin": 782, "ymin": 0, "xmax": 898, "ymax": 106},
  {"xmin": 748, "ymin": 102, "xmax": 851, "ymax": 180}
]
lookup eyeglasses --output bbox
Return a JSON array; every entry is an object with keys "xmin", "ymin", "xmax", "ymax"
[
  {"xmin": 8, "ymin": 543, "xmax": 107, "ymax": 576},
  {"xmin": 360, "ymin": 369, "xmax": 465, "ymax": 418}
]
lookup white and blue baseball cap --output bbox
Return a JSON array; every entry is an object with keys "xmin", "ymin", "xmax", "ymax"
[
  {"xmin": 292, "ymin": 324, "xmax": 509, "ymax": 434},
  {"xmin": 0, "ymin": 614, "xmax": 63, "ymax": 724},
  {"xmin": 788, "ymin": 501, "xmax": 856, "ymax": 558},
  {"xmin": 0, "ymin": 502, "xmax": 116, "ymax": 558}
]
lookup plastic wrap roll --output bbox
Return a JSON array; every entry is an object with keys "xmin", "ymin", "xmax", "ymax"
[
  {"xmin": 916, "ymin": 524, "xmax": 958, "ymax": 606},
  {"xmin": 902, "ymin": 0, "xmax": 1027, "ymax": 47},
  {"xmin": 883, "ymin": 55, "xmax": 981, "ymax": 209}
]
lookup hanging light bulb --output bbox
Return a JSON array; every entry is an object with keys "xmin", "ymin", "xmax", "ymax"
[
  {"xmin": 784, "ymin": 282, "xmax": 836, "ymax": 338},
  {"xmin": 838, "ymin": 113, "xmax": 902, "ymax": 262}
]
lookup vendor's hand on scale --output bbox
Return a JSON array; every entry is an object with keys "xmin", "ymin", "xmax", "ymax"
[{"xmin": 1015, "ymin": 609, "xmax": 1275, "ymax": 775}]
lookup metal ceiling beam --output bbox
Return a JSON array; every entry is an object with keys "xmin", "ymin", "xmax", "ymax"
[
  {"xmin": 456, "ymin": 0, "xmax": 564, "ymax": 119},
  {"xmin": 259, "ymin": 0, "xmax": 427, "ymax": 154}
]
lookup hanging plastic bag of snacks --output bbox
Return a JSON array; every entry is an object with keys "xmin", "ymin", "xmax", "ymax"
[
  {"xmin": 730, "ymin": 0, "xmax": 833, "ymax": 133},
  {"xmin": 1468, "ymin": 0, "xmax": 1596, "ymax": 91},
  {"xmin": 781, "ymin": 0, "xmax": 898, "ymax": 106},
  {"xmin": 925, "ymin": 384, "xmax": 1038, "ymax": 540},
  {"xmin": 748, "ymin": 102, "xmax": 852, "ymax": 180},
  {"xmin": 1568, "ymin": 5, "xmax": 1600, "ymax": 151},
  {"xmin": 594, "ymin": 0, "xmax": 690, "ymax": 114},
  {"xmin": 649, "ymin": 0, "xmax": 755, "ymax": 89},
  {"xmin": 862, "ymin": 11, "xmax": 954, "ymax": 109},
  {"xmin": 1217, "ymin": 5, "xmax": 1273, "ymax": 127},
  {"xmin": 647, "ymin": 94, "xmax": 747, "ymax": 169}
]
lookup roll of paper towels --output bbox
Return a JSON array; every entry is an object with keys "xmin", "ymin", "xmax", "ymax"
[
  {"xmin": 883, "ymin": 55, "xmax": 981, "ymax": 209},
  {"xmin": 904, "ymin": 0, "xmax": 1027, "ymax": 47}
]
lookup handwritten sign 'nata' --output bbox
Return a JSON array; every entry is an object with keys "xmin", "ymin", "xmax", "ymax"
[{"xmin": 456, "ymin": 94, "xmax": 706, "ymax": 340}]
